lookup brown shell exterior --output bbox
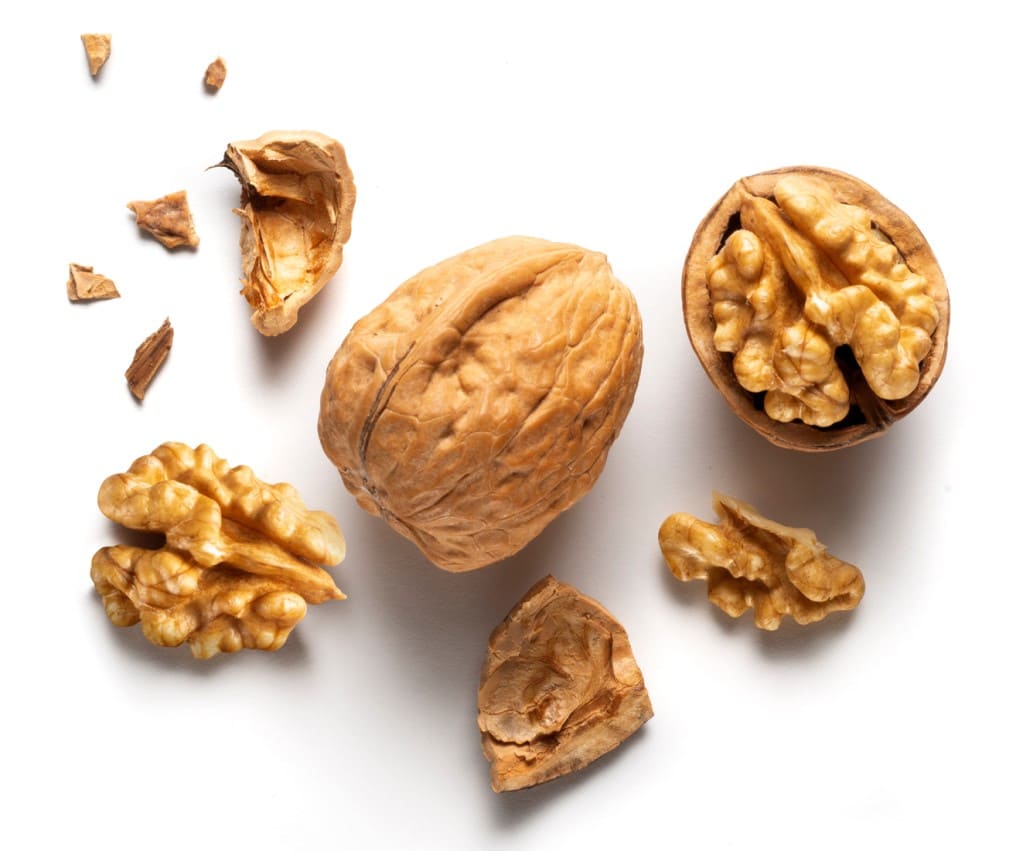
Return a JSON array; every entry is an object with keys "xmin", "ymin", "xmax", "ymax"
[
  {"xmin": 683, "ymin": 166, "xmax": 950, "ymax": 451},
  {"xmin": 318, "ymin": 236, "xmax": 643, "ymax": 571}
]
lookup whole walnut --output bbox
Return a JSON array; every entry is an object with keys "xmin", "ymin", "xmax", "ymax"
[{"xmin": 318, "ymin": 236, "xmax": 643, "ymax": 571}]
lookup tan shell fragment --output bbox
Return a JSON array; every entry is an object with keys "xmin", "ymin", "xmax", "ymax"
[
  {"xmin": 90, "ymin": 442, "xmax": 345, "ymax": 659},
  {"xmin": 81, "ymin": 34, "xmax": 111, "ymax": 76},
  {"xmin": 478, "ymin": 576, "xmax": 653, "ymax": 792},
  {"xmin": 318, "ymin": 236, "xmax": 643, "ymax": 572},
  {"xmin": 127, "ymin": 190, "xmax": 200, "ymax": 249},
  {"xmin": 219, "ymin": 130, "xmax": 356, "ymax": 335},
  {"xmin": 125, "ymin": 318, "xmax": 173, "ymax": 400},
  {"xmin": 67, "ymin": 263, "xmax": 119, "ymax": 301},
  {"xmin": 683, "ymin": 166, "xmax": 949, "ymax": 451},
  {"xmin": 204, "ymin": 57, "xmax": 227, "ymax": 91},
  {"xmin": 659, "ymin": 492, "xmax": 864, "ymax": 630}
]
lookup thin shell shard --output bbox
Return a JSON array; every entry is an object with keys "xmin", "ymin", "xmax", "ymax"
[
  {"xmin": 81, "ymin": 34, "xmax": 111, "ymax": 76},
  {"xmin": 67, "ymin": 263, "xmax": 119, "ymax": 301},
  {"xmin": 204, "ymin": 57, "xmax": 227, "ymax": 91},
  {"xmin": 318, "ymin": 236, "xmax": 643, "ymax": 571},
  {"xmin": 659, "ymin": 492, "xmax": 864, "ymax": 629},
  {"xmin": 219, "ymin": 130, "xmax": 356, "ymax": 335},
  {"xmin": 127, "ymin": 191, "xmax": 199, "ymax": 249},
  {"xmin": 90, "ymin": 442, "xmax": 345, "ymax": 658},
  {"xmin": 124, "ymin": 318, "xmax": 173, "ymax": 400},
  {"xmin": 478, "ymin": 576, "xmax": 653, "ymax": 792}
]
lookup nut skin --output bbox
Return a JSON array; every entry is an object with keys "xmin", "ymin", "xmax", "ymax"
[
  {"xmin": 318, "ymin": 236, "xmax": 643, "ymax": 572},
  {"xmin": 683, "ymin": 166, "xmax": 950, "ymax": 451}
]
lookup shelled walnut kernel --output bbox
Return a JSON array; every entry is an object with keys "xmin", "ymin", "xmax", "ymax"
[
  {"xmin": 90, "ymin": 442, "xmax": 346, "ymax": 659},
  {"xmin": 659, "ymin": 492, "xmax": 864, "ymax": 629}
]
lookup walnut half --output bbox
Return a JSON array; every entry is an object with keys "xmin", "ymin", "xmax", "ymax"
[
  {"xmin": 90, "ymin": 442, "xmax": 345, "ymax": 658},
  {"xmin": 659, "ymin": 492, "xmax": 864, "ymax": 630},
  {"xmin": 478, "ymin": 576, "xmax": 653, "ymax": 792},
  {"xmin": 683, "ymin": 166, "xmax": 949, "ymax": 451}
]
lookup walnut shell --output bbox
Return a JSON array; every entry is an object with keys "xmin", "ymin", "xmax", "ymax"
[
  {"xmin": 219, "ymin": 130, "xmax": 356, "ymax": 336},
  {"xmin": 318, "ymin": 236, "xmax": 643, "ymax": 572},
  {"xmin": 478, "ymin": 575, "xmax": 653, "ymax": 791},
  {"xmin": 683, "ymin": 166, "xmax": 950, "ymax": 451}
]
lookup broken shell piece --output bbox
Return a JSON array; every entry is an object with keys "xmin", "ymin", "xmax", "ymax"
[
  {"xmin": 219, "ymin": 130, "xmax": 356, "ymax": 335},
  {"xmin": 67, "ymin": 263, "xmax": 119, "ymax": 301},
  {"xmin": 125, "ymin": 318, "xmax": 173, "ymax": 400},
  {"xmin": 659, "ymin": 492, "xmax": 864, "ymax": 629},
  {"xmin": 127, "ymin": 190, "xmax": 199, "ymax": 249},
  {"xmin": 81, "ymin": 34, "xmax": 111, "ymax": 76},
  {"xmin": 478, "ymin": 576, "xmax": 653, "ymax": 792},
  {"xmin": 204, "ymin": 57, "xmax": 226, "ymax": 92}
]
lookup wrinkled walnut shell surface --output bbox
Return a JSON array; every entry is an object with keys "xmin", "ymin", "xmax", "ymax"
[
  {"xmin": 683, "ymin": 166, "xmax": 949, "ymax": 451},
  {"xmin": 318, "ymin": 236, "xmax": 643, "ymax": 572},
  {"xmin": 478, "ymin": 576, "xmax": 653, "ymax": 792},
  {"xmin": 220, "ymin": 130, "xmax": 356, "ymax": 336}
]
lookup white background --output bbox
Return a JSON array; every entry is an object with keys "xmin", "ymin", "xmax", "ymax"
[{"xmin": 3, "ymin": 2, "xmax": 1019, "ymax": 848}]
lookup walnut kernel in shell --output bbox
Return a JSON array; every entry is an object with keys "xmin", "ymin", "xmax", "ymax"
[{"xmin": 683, "ymin": 166, "xmax": 949, "ymax": 451}]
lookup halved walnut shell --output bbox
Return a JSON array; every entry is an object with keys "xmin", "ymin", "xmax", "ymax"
[
  {"xmin": 219, "ymin": 130, "xmax": 356, "ymax": 336},
  {"xmin": 683, "ymin": 166, "xmax": 949, "ymax": 451}
]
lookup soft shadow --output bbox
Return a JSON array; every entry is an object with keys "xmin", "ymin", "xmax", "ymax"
[
  {"xmin": 753, "ymin": 609, "xmax": 860, "ymax": 661},
  {"xmin": 700, "ymin": 403, "xmax": 910, "ymax": 539},
  {"xmin": 489, "ymin": 725, "xmax": 652, "ymax": 824},
  {"xmin": 252, "ymin": 267, "xmax": 352, "ymax": 382}
]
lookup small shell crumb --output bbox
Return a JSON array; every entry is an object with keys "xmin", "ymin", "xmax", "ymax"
[{"xmin": 204, "ymin": 57, "xmax": 227, "ymax": 92}]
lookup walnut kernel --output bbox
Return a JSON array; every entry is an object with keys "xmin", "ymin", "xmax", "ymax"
[
  {"xmin": 218, "ymin": 130, "xmax": 356, "ymax": 335},
  {"xmin": 683, "ymin": 166, "xmax": 949, "ymax": 451},
  {"xmin": 318, "ymin": 236, "xmax": 643, "ymax": 572},
  {"xmin": 91, "ymin": 442, "xmax": 345, "ymax": 658},
  {"xmin": 478, "ymin": 576, "xmax": 653, "ymax": 792},
  {"xmin": 659, "ymin": 492, "xmax": 864, "ymax": 629}
]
